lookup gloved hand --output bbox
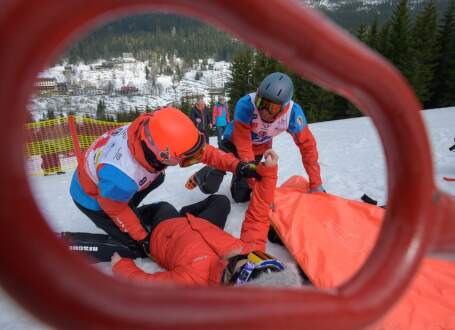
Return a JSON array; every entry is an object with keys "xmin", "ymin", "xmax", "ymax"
[
  {"xmin": 309, "ymin": 185, "xmax": 326, "ymax": 193},
  {"xmin": 138, "ymin": 233, "xmax": 152, "ymax": 258},
  {"xmin": 236, "ymin": 161, "xmax": 261, "ymax": 180}
]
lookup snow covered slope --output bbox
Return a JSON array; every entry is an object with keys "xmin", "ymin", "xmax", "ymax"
[
  {"xmin": 1, "ymin": 108, "xmax": 454, "ymax": 329},
  {"xmin": 304, "ymin": 0, "xmax": 436, "ymax": 11}
]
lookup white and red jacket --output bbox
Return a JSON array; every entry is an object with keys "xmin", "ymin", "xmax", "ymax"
[
  {"xmin": 223, "ymin": 93, "xmax": 322, "ymax": 189},
  {"xmin": 70, "ymin": 114, "xmax": 240, "ymax": 241}
]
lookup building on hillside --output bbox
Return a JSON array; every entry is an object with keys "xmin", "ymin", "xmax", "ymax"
[
  {"xmin": 181, "ymin": 94, "xmax": 206, "ymax": 105},
  {"xmin": 208, "ymin": 87, "xmax": 225, "ymax": 98},
  {"xmin": 122, "ymin": 53, "xmax": 136, "ymax": 63},
  {"xmin": 97, "ymin": 61, "xmax": 115, "ymax": 70},
  {"xmin": 118, "ymin": 85, "xmax": 139, "ymax": 96},
  {"xmin": 34, "ymin": 78, "xmax": 57, "ymax": 92},
  {"xmin": 85, "ymin": 87, "xmax": 105, "ymax": 96},
  {"xmin": 56, "ymin": 82, "xmax": 68, "ymax": 94},
  {"xmin": 64, "ymin": 65, "xmax": 76, "ymax": 74}
]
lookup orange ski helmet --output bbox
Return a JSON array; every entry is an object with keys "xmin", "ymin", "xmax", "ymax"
[{"xmin": 140, "ymin": 107, "xmax": 206, "ymax": 167}]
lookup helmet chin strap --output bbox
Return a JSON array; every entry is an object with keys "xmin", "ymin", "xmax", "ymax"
[{"xmin": 140, "ymin": 141, "xmax": 167, "ymax": 172}]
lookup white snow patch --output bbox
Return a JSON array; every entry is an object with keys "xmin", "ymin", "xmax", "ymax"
[{"xmin": 1, "ymin": 108, "xmax": 454, "ymax": 328}]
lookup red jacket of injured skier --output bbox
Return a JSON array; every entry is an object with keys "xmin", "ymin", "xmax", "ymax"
[
  {"xmin": 223, "ymin": 72, "xmax": 323, "ymax": 192},
  {"xmin": 111, "ymin": 150, "xmax": 301, "ymax": 286},
  {"xmin": 69, "ymin": 107, "xmax": 258, "ymax": 251}
]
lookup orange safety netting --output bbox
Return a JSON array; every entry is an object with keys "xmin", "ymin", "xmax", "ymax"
[
  {"xmin": 271, "ymin": 176, "xmax": 455, "ymax": 329},
  {"xmin": 24, "ymin": 116, "xmax": 125, "ymax": 175}
]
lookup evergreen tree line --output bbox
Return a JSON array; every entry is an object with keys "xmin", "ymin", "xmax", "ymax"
[
  {"xmin": 65, "ymin": 14, "xmax": 246, "ymax": 64},
  {"xmin": 227, "ymin": 47, "xmax": 360, "ymax": 123},
  {"xmin": 227, "ymin": 0, "xmax": 455, "ymax": 123},
  {"xmin": 357, "ymin": 0, "xmax": 455, "ymax": 109},
  {"xmin": 317, "ymin": 0, "xmax": 451, "ymax": 31},
  {"xmin": 96, "ymin": 99, "xmax": 156, "ymax": 122}
]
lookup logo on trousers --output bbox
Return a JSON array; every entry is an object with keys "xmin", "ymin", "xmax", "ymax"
[{"xmin": 69, "ymin": 245, "xmax": 99, "ymax": 252}]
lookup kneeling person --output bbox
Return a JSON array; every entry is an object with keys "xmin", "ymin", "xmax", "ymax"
[
  {"xmin": 112, "ymin": 150, "xmax": 301, "ymax": 287},
  {"xmin": 70, "ymin": 107, "xmax": 258, "ymax": 258}
]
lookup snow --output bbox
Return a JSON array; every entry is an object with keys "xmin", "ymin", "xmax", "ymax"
[
  {"xmin": 29, "ymin": 59, "xmax": 231, "ymax": 120},
  {"xmin": 1, "ymin": 108, "xmax": 454, "ymax": 329},
  {"xmin": 303, "ymin": 0, "xmax": 428, "ymax": 11}
]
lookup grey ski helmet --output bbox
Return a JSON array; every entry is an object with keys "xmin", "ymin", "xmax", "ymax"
[{"xmin": 257, "ymin": 72, "xmax": 294, "ymax": 105}]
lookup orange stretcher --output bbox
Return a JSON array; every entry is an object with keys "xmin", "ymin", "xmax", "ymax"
[{"xmin": 271, "ymin": 176, "xmax": 455, "ymax": 329}]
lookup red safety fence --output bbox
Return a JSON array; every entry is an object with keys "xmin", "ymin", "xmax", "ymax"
[
  {"xmin": 24, "ymin": 116, "xmax": 124, "ymax": 176},
  {"xmin": 0, "ymin": 1, "xmax": 454, "ymax": 330}
]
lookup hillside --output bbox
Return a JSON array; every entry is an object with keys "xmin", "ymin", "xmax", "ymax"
[
  {"xmin": 2, "ymin": 107, "xmax": 454, "ymax": 329},
  {"xmin": 65, "ymin": 1, "xmax": 451, "ymax": 63}
]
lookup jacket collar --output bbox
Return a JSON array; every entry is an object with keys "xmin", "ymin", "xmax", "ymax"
[
  {"xmin": 185, "ymin": 214, "xmax": 249, "ymax": 285},
  {"xmin": 127, "ymin": 114, "xmax": 159, "ymax": 172}
]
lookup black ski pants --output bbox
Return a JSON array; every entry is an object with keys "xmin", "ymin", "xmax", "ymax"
[
  {"xmin": 74, "ymin": 172, "xmax": 165, "ymax": 248},
  {"xmin": 199, "ymin": 139, "xmax": 263, "ymax": 203},
  {"xmin": 139, "ymin": 194, "xmax": 231, "ymax": 237}
]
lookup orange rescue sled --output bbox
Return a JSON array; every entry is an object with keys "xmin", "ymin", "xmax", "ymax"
[{"xmin": 271, "ymin": 176, "xmax": 455, "ymax": 329}]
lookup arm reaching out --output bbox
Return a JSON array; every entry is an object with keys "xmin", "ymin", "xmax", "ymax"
[
  {"xmin": 240, "ymin": 149, "xmax": 278, "ymax": 251},
  {"xmin": 112, "ymin": 256, "xmax": 203, "ymax": 285}
]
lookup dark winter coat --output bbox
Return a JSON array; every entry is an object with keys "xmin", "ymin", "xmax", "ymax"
[{"xmin": 190, "ymin": 105, "xmax": 211, "ymax": 132}]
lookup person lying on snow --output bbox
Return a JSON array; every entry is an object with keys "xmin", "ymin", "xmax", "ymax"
[
  {"xmin": 70, "ymin": 107, "xmax": 259, "ymax": 259},
  {"xmin": 190, "ymin": 72, "xmax": 324, "ymax": 203},
  {"xmin": 111, "ymin": 149, "xmax": 301, "ymax": 287}
]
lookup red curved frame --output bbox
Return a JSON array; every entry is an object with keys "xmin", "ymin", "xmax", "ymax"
[{"xmin": 0, "ymin": 1, "xmax": 454, "ymax": 329}]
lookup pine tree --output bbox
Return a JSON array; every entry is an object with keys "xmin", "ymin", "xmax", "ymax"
[
  {"xmin": 356, "ymin": 23, "xmax": 369, "ymax": 43},
  {"xmin": 179, "ymin": 94, "xmax": 192, "ymax": 116},
  {"xmin": 388, "ymin": 0, "xmax": 414, "ymax": 80},
  {"xmin": 411, "ymin": 0, "xmax": 439, "ymax": 105},
  {"xmin": 96, "ymin": 99, "xmax": 106, "ymax": 120},
  {"xmin": 227, "ymin": 49, "xmax": 254, "ymax": 110},
  {"xmin": 46, "ymin": 109, "xmax": 55, "ymax": 120},
  {"xmin": 367, "ymin": 17, "xmax": 380, "ymax": 51},
  {"xmin": 145, "ymin": 65, "xmax": 150, "ymax": 80},
  {"xmin": 378, "ymin": 22, "xmax": 392, "ymax": 58},
  {"xmin": 251, "ymin": 51, "xmax": 283, "ymax": 88},
  {"xmin": 431, "ymin": 0, "xmax": 455, "ymax": 107}
]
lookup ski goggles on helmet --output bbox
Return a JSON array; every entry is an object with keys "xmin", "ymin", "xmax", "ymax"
[
  {"xmin": 142, "ymin": 118, "xmax": 206, "ymax": 167},
  {"xmin": 255, "ymin": 96, "xmax": 286, "ymax": 118},
  {"xmin": 234, "ymin": 251, "xmax": 285, "ymax": 285},
  {"xmin": 178, "ymin": 134, "xmax": 206, "ymax": 167}
]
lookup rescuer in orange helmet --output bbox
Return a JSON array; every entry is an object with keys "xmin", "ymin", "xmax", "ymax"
[{"xmin": 70, "ymin": 107, "xmax": 259, "ymax": 257}]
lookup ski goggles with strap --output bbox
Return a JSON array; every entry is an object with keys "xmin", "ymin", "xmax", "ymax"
[
  {"xmin": 255, "ymin": 96, "xmax": 286, "ymax": 117},
  {"xmin": 142, "ymin": 118, "xmax": 206, "ymax": 167},
  {"xmin": 234, "ymin": 251, "xmax": 285, "ymax": 285}
]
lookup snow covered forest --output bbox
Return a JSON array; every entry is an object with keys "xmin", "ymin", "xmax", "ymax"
[
  {"xmin": 30, "ymin": 1, "xmax": 455, "ymax": 125},
  {"xmin": 29, "ymin": 56, "xmax": 230, "ymax": 122}
]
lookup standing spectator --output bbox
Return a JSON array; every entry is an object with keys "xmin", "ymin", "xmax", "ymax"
[
  {"xmin": 190, "ymin": 98, "xmax": 211, "ymax": 144},
  {"xmin": 212, "ymin": 96, "xmax": 230, "ymax": 146}
]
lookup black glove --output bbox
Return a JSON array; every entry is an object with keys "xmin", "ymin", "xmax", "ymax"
[
  {"xmin": 236, "ymin": 161, "xmax": 261, "ymax": 180},
  {"xmin": 138, "ymin": 234, "xmax": 152, "ymax": 258},
  {"xmin": 309, "ymin": 185, "xmax": 326, "ymax": 193}
]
